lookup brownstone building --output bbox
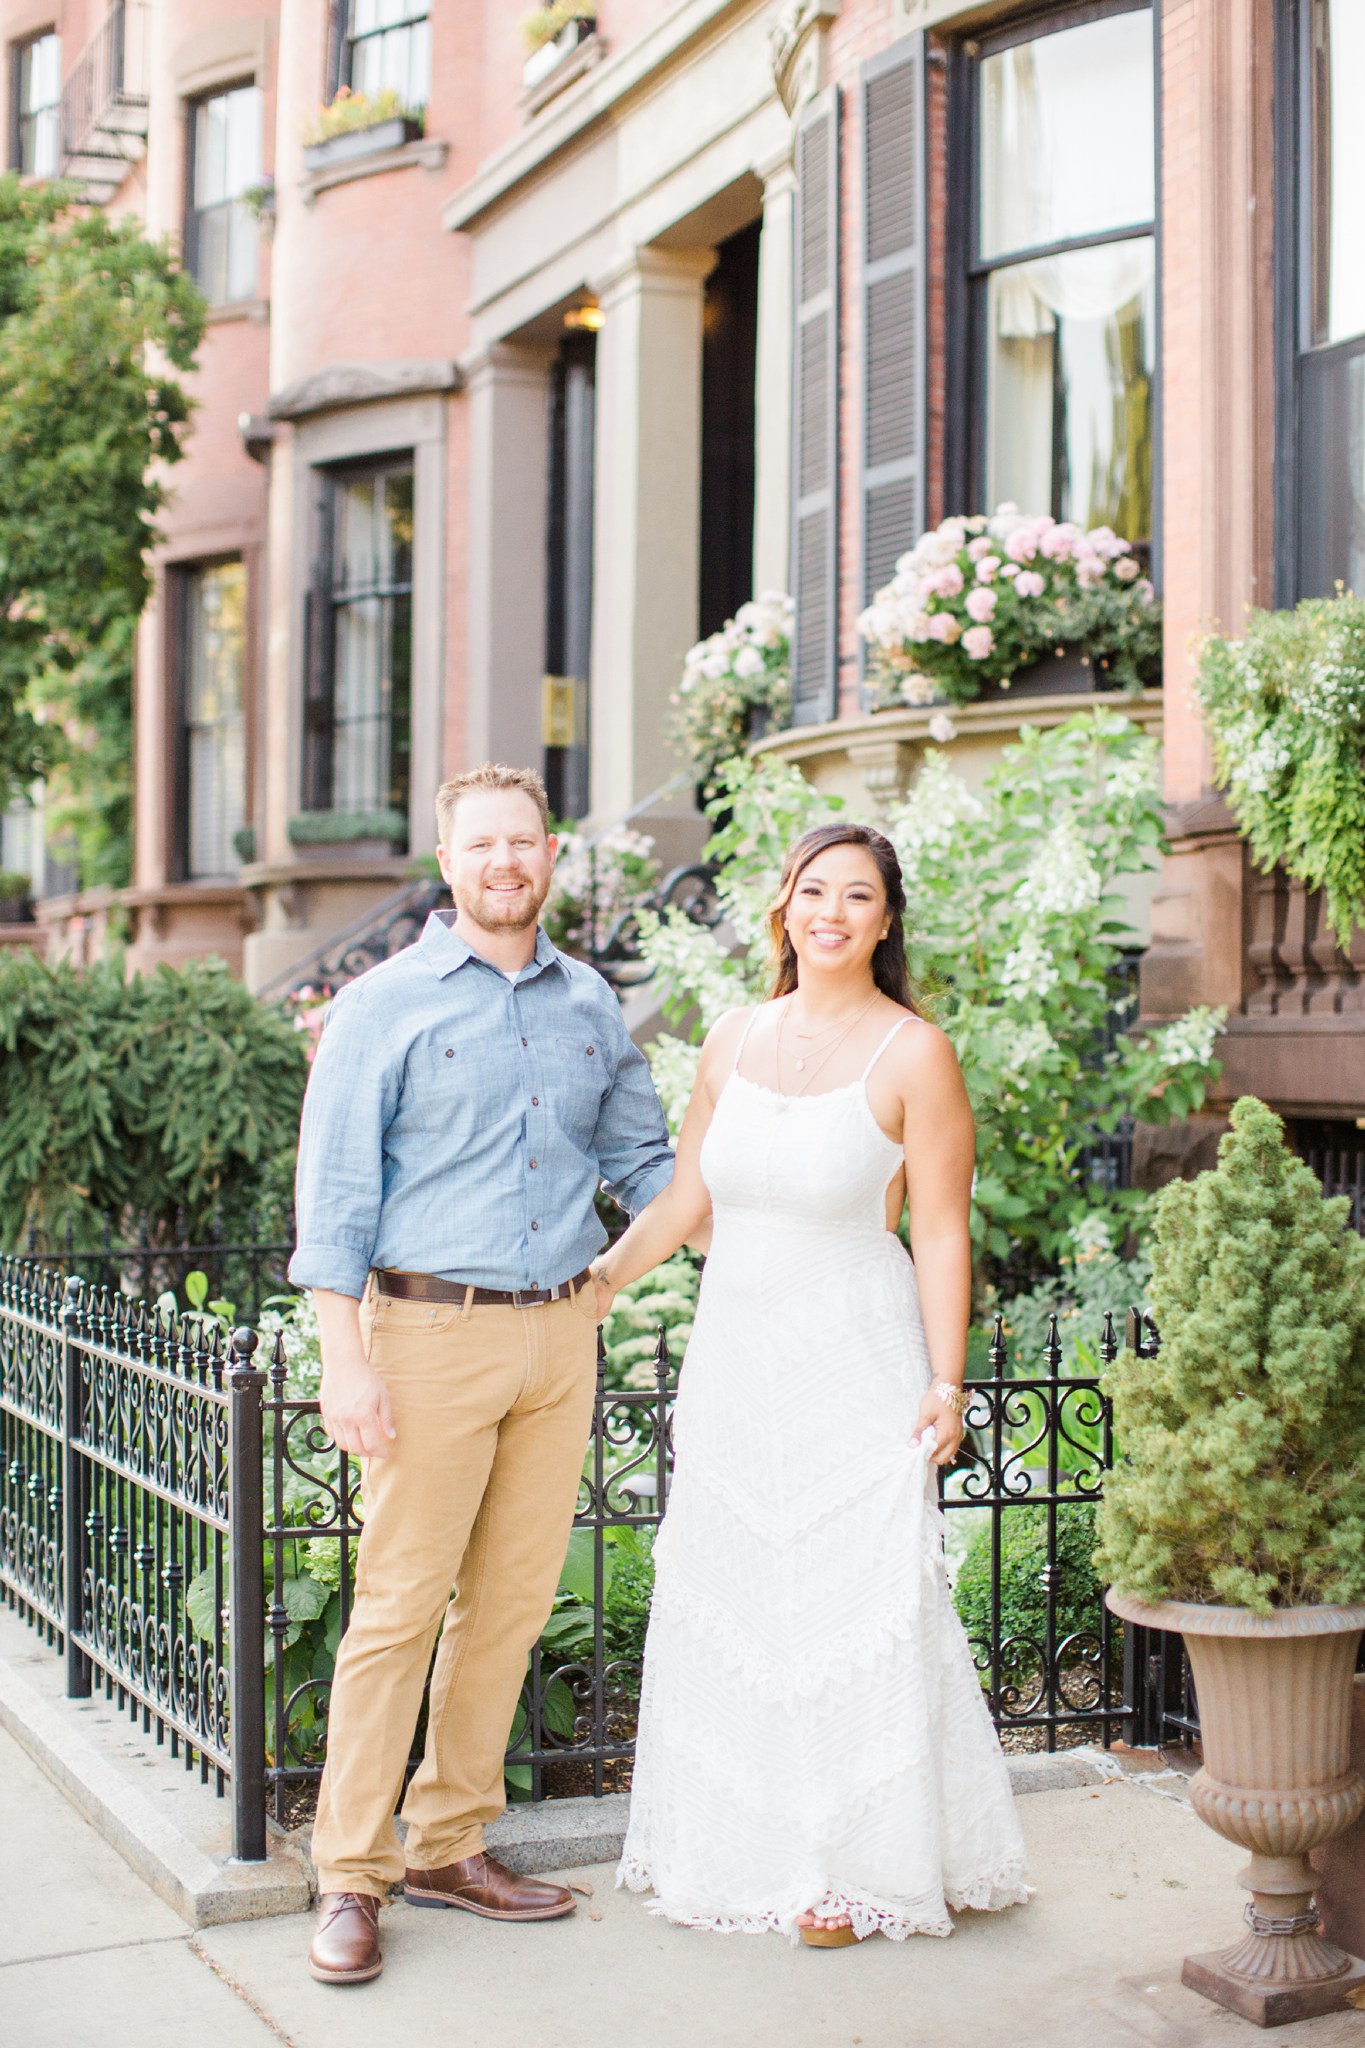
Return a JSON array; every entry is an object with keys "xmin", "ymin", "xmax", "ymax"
[{"xmin": 1, "ymin": 0, "xmax": 1361, "ymax": 1152}]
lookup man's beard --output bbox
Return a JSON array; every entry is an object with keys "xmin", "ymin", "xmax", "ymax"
[{"xmin": 453, "ymin": 870, "xmax": 549, "ymax": 935}]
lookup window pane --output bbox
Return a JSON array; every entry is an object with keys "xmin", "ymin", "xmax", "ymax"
[
  {"xmin": 185, "ymin": 564, "xmax": 247, "ymax": 879},
  {"xmin": 347, "ymin": 5, "xmax": 429, "ymax": 107},
  {"xmin": 195, "ymin": 87, "xmax": 260, "ymax": 207},
  {"xmin": 986, "ymin": 237, "xmax": 1156, "ymax": 539},
  {"xmin": 979, "ymin": 10, "xmax": 1154, "ymax": 261},
  {"xmin": 1310, "ymin": 0, "xmax": 1365, "ymax": 346},
  {"xmin": 20, "ymin": 33, "xmax": 62, "ymax": 179},
  {"xmin": 324, "ymin": 463, "xmax": 413, "ymax": 830}
]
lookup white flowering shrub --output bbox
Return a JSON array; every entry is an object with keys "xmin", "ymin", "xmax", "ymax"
[
  {"xmin": 670, "ymin": 593, "xmax": 794, "ymax": 786},
  {"xmin": 1196, "ymin": 594, "xmax": 1365, "ymax": 943},
  {"xmin": 641, "ymin": 711, "xmax": 1224, "ymax": 1266},
  {"xmin": 543, "ymin": 825, "xmax": 659, "ymax": 957},
  {"xmin": 857, "ymin": 505, "xmax": 1161, "ymax": 708}
]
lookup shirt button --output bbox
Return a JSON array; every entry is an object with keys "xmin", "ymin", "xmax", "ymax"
[
  {"xmin": 531, "ymin": 1096, "xmax": 539, "ymax": 1106},
  {"xmin": 529, "ymin": 1159, "xmax": 538, "ymax": 1169},
  {"xmin": 586, "ymin": 1045, "xmax": 595, "ymax": 1056},
  {"xmin": 521, "ymin": 1037, "xmax": 528, "ymax": 1047},
  {"xmin": 531, "ymin": 1221, "xmax": 539, "ymax": 1231},
  {"xmin": 445, "ymin": 1048, "xmax": 454, "ymax": 1059}
]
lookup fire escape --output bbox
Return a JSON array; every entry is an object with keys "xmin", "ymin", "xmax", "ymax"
[{"xmin": 61, "ymin": 3, "xmax": 150, "ymax": 204}]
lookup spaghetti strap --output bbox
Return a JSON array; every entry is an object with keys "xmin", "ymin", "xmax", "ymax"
[
  {"xmin": 860, "ymin": 1015, "xmax": 910, "ymax": 1083},
  {"xmin": 730, "ymin": 1004, "xmax": 765, "ymax": 1079}
]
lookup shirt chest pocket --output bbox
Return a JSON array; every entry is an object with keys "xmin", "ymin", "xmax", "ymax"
[
  {"xmin": 543, "ymin": 1032, "xmax": 612, "ymax": 1141},
  {"xmin": 420, "ymin": 1038, "xmax": 523, "ymax": 1133}
]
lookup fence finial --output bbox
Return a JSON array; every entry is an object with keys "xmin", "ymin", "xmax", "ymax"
[{"xmin": 230, "ymin": 1326, "xmax": 260, "ymax": 1376}]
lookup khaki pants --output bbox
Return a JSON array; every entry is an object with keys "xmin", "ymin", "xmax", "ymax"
[{"xmin": 311, "ymin": 1278, "xmax": 599, "ymax": 1897}]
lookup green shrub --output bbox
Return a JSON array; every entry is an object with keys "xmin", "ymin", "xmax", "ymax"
[
  {"xmin": 0, "ymin": 951, "xmax": 306, "ymax": 1248},
  {"xmin": 1096, "ymin": 1096, "xmax": 1365, "ymax": 1611},
  {"xmin": 1197, "ymin": 594, "xmax": 1365, "ymax": 943},
  {"xmin": 954, "ymin": 1501, "xmax": 1104, "ymax": 1663}
]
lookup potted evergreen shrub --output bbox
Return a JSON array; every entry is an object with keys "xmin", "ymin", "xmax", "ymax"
[{"xmin": 1098, "ymin": 1096, "xmax": 1365, "ymax": 2026}]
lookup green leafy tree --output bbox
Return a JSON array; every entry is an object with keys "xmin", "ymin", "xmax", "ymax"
[
  {"xmin": 1096, "ymin": 1096, "xmax": 1365, "ymax": 1612},
  {"xmin": 0, "ymin": 176, "xmax": 205, "ymax": 886},
  {"xmin": 0, "ymin": 950, "xmax": 306, "ymax": 1248},
  {"xmin": 640, "ymin": 712, "xmax": 1223, "ymax": 1270}
]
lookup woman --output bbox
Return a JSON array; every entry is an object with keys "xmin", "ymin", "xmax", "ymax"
[{"xmin": 591, "ymin": 823, "xmax": 1030, "ymax": 1946}]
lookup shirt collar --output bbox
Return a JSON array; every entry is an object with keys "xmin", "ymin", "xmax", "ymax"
[{"xmin": 418, "ymin": 910, "xmax": 565, "ymax": 983}]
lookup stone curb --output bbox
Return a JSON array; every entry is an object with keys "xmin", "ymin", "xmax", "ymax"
[
  {"xmin": 0, "ymin": 1618, "xmax": 310, "ymax": 1928},
  {"xmin": 1005, "ymin": 1749, "xmax": 1110, "ymax": 1795}
]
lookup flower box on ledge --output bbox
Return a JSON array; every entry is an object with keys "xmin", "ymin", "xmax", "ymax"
[
  {"xmin": 522, "ymin": 17, "xmax": 595, "ymax": 89},
  {"xmin": 301, "ymin": 116, "xmax": 424, "ymax": 174},
  {"xmin": 287, "ymin": 810, "xmax": 408, "ymax": 861}
]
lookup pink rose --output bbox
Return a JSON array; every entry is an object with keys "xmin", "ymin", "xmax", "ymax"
[
  {"xmin": 975, "ymin": 555, "xmax": 1002, "ymax": 582},
  {"xmin": 967, "ymin": 536, "xmax": 993, "ymax": 561},
  {"xmin": 928, "ymin": 612, "xmax": 962, "ymax": 644},
  {"xmin": 961, "ymin": 624, "xmax": 995, "ymax": 660},
  {"xmin": 1114, "ymin": 556, "xmax": 1140, "ymax": 582},
  {"xmin": 1005, "ymin": 528, "xmax": 1038, "ymax": 563},
  {"xmin": 998, "ymin": 559, "xmax": 1020, "ymax": 577},
  {"xmin": 926, "ymin": 562, "xmax": 964, "ymax": 599},
  {"xmin": 965, "ymin": 586, "xmax": 997, "ymax": 623},
  {"xmin": 1014, "ymin": 570, "xmax": 1045, "ymax": 599}
]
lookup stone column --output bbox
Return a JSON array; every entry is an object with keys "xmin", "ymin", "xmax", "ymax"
[
  {"xmin": 588, "ymin": 246, "xmax": 715, "ymax": 823},
  {"xmin": 752, "ymin": 148, "xmax": 796, "ymax": 598},
  {"xmin": 462, "ymin": 341, "xmax": 555, "ymax": 776}
]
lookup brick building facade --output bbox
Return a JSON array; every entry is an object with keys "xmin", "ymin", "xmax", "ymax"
[{"xmin": 1, "ymin": 0, "xmax": 1361, "ymax": 1141}]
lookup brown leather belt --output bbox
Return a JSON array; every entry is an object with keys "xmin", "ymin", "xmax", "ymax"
[{"xmin": 375, "ymin": 1267, "xmax": 592, "ymax": 1309}]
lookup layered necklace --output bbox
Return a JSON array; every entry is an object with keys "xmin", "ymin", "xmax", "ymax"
[{"xmin": 774, "ymin": 988, "xmax": 880, "ymax": 1098}]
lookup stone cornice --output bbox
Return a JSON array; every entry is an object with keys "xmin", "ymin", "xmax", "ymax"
[
  {"xmin": 267, "ymin": 360, "xmax": 462, "ymax": 421},
  {"xmin": 442, "ymin": 0, "xmax": 767, "ymax": 234}
]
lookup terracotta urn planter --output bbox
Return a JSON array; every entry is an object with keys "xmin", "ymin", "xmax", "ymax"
[{"xmin": 1108, "ymin": 1589, "xmax": 1365, "ymax": 2026}]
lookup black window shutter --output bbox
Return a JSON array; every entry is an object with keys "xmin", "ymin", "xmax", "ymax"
[
  {"xmin": 789, "ymin": 87, "xmax": 840, "ymax": 728},
  {"xmin": 859, "ymin": 37, "xmax": 925, "ymax": 634}
]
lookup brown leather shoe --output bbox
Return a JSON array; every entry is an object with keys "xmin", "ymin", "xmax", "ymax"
[
  {"xmin": 308, "ymin": 1891, "xmax": 383, "ymax": 1984},
  {"xmin": 403, "ymin": 1851, "xmax": 575, "ymax": 1921}
]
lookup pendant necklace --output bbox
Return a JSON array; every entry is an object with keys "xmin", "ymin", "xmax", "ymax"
[{"xmin": 776, "ymin": 989, "xmax": 879, "ymax": 1094}]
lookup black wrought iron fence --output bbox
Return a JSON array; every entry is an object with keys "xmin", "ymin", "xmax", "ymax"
[
  {"xmin": 13, "ymin": 1219, "xmax": 293, "ymax": 1324},
  {"xmin": 0, "ymin": 1257, "xmax": 1165, "ymax": 1863}
]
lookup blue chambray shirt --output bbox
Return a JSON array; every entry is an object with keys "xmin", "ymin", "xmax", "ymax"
[{"xmin": 288, "ymin": 911, "xmax": 675, "ymax": 1298}]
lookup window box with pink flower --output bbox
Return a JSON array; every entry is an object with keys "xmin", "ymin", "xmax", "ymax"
[{"xmin": 858, "ymin": 506, "xmax": 1161, "ymax": 712}]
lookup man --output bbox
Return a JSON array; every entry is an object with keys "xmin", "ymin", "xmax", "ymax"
[{"xmin": 290, "ymin": 762, "xmax": 674, "ymax": 1986}]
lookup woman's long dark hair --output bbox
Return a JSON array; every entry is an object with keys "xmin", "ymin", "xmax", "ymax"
[{"xmin": 765, "ymin": 823, "xmax": 920, "ymax": 1013}]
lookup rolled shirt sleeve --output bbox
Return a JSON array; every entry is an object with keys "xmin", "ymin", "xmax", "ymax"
[
  {"xmin": 593, "ymin": 1009, "xmax": 676, "ymax": 1217},
  {"xmin": 288, "ymin": 982, "xmax": 400, "ymax": 1298}
]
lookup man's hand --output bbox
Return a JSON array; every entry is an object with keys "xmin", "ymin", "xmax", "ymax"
[
  {"xmin": 320, "ymin": 1355, "xmax": 397, "ymax": 1458},
  {"xmin": 312, "ymin": 1289, "xmax": 397, "ymax": 1458}
]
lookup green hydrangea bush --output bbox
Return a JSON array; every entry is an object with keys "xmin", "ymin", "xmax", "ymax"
[{"xmin": 1096, "ymin": 1096, "xmax": 1365, "ymax": 1613}]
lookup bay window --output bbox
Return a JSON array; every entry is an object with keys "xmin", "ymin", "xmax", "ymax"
[
  {"xmin": 960, "ymin": 4, "xmax": 1156, "ymax": 546},
  {"xmin": 1281, "ymin": 0, "xmax": 1365, "ymax": 600},
  {"xmin": 339, "ymin": 1, "xmax": 430, "ymax": 111}
]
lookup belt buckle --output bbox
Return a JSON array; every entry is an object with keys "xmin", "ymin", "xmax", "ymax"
[{"xmin": 510, "ymin": 1287, "xmax": 540, "ymax": 1309}]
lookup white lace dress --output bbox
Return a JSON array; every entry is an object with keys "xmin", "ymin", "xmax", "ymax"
[{"xmin": 618, "ymin": 1018, "xmax": 1031, "ymax": 1941}]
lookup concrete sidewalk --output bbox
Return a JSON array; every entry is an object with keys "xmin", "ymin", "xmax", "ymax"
[{"xmin": 5, "ymin": 1723, "xmax": 1365, "ymax": 2048}]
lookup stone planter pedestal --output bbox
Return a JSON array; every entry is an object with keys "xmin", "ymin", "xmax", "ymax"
[{"xmin": 1108, "ymin": 1589, "xmax": 1365, "ymax": 2027}]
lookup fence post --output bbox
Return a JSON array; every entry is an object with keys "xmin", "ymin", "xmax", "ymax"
[
  {"xmin": 61, "ymin": 1278, "xmax": 90, "ymax": 1699},
  {"xmin": 228, "ymin": 1326, "xmax": 267, "ymax": 1862}
]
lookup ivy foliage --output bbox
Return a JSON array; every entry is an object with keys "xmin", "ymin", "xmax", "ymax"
[
  {"xmin": 1096, "ymin": 1097, "xmax": 1365, "ymax": 1611},
  {"xmin": 1197, "ymin": 594, "xmax": 1365, "ymax": 945},
  {"xmin": 640, "ymin": 713, "xmax": 1224, "ymax": 1270},
  {"xmin": 0, "ymin": 176, "xmax": 205, "ymax": 886},
  {"xmin": 0, "ymin": 950, "xmax": 306, "ymax": 1249}
]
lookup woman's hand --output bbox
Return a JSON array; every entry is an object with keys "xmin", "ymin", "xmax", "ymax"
[
  {"xmin": 589, "ymin": 1260, "xmax": 617, "ymax": 1324},
  {"xmin": 913, "ymin": 1385, "xmax": 965, "ymax": 1467}
]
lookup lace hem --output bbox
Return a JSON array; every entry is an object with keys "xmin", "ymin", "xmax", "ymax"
[{"xmin": 616, "ymin": 1854, "xmax": 1032, "ymax": 1945}]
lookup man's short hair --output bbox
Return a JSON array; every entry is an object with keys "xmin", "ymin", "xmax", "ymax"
[{"xmin": 435, "ymin": 763, "xmax": 551, "ymax": 846}]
